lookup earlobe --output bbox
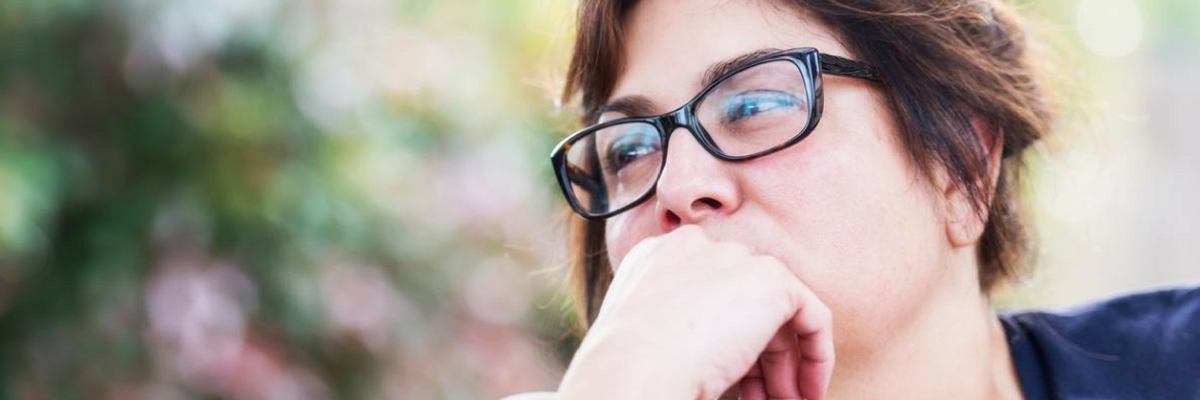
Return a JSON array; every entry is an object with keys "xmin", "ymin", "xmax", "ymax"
[
  {"xmin": 945, "ymin": 188, "xmax": 985, "ymax": 248},
  {"xmin": 944, "ymin": 117, "xmax": 1004, "ymax": 248}
]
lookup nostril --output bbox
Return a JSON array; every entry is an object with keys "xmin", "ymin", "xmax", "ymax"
[
  {"xmin": 694, "ymin": 197, "xmax": 722, "ymax": 211},
  {"xmin": 660, "ymin": 196, "xmax": 727, "ymax": 229},
  {"xmin": 663, "ymin": 210, "xmax": 682, "ymax": 229}
]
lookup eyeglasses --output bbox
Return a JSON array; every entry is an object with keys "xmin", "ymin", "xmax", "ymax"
[{"xmin": 551, "ymin": 47, "xmax": 881, "ymax": 220}]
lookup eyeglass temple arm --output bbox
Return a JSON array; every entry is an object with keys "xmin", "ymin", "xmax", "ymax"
[{"xmin": 819, "ymin": 54, "xmax": 882, "ymax": 82}]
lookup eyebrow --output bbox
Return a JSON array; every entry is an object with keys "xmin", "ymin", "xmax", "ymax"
[
  {"xmin": 593, "ymin": 47, "xmax": 783, "ymax": 121},
  {"xmin": 592, "ymin": 95, "xmax": 658, "ymax": 122},
  {"xmin": 700, "ymin": 47, "xmax": 783, "ymax": 88}
]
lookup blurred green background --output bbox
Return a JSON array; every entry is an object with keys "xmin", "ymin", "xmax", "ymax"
[{"xmin": 0, "ymin": 0, "xmax": 1196, "ymax": 399}]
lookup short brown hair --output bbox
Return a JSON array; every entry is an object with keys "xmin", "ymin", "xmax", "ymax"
[{"xmin": 560, "ymin": 0, "xmax": 1056, "ymax": 326}]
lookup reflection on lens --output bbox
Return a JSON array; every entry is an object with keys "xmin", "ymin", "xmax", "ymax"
[
  {"xmin": 564, "ymin": 122, "xmax": 662, "ymax": 216},
  {"xmin": 697, "ymin": 60, "xmax": 810, "ymax": 156}
]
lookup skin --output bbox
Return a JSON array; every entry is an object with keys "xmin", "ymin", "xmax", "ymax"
[{"xmin": 555, "ymin": 0, "xmax": 1023, "ymax": 399}]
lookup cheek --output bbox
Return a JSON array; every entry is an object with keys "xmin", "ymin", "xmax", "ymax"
[
  {"xmin": 604, "ymin": 205, "xmax": 660, "ymax": 272},
  {"xmin": 746, "ymin": 101, "xmax": 948, "ymax": 351}
]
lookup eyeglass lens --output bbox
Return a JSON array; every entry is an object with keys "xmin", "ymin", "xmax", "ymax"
[{"xmin": 563, "ymin": 59, "xmax": 812, "ymax": 216}]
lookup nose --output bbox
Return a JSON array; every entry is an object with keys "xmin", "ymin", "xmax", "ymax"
[{"xmin": 654, "ymin": 127, "xmax": 742, "ymax": 231}]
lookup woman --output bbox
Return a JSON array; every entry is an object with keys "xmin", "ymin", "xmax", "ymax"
[{"xmin": 509, "ymin": 0, "xmax": 1200, "ymax": 399}]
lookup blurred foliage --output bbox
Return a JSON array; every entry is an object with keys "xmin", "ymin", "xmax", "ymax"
[
  {"xmin": 0, "ymin": 0, "xmax": 1198, "ymax": 399},
  {"xmin": 0, "ymin": 0, "xmax": 579, "ymax": 399}
]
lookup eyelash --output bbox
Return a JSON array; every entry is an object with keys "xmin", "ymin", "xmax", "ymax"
[{"xmin": 720, "ymin": 90, "xmax": 800, "ymax": 123}]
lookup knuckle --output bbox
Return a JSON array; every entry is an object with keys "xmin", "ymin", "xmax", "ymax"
[
  {"xmin": 675, "ymin": 224, "xmax": 704, "ymax": 237},
  {"xmin": 752, "ymin": 256, "xmax": 790, "ymax": 281},
  {"xmin": 783, "ymin": 281, "xmax": 806, "ymax": 312},
  {"xmin": 712, "ymin": 241, "xmax": 747, "ymax": 256},
  {"xmin": 814, "ymin": 297, "xmax": 834, "ymax": 325},
  {"xmin": 625, "ymin": 238, "xmax": 657, "ymax": 260},
  {"xmin": 757, "ymin": 263, "xmax": 802, "ymax": 305},
  {"xmin": 658, "ymin": 226, "xmax": 700, "ymax": 249}
]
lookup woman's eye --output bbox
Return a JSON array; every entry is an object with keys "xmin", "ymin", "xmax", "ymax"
[
  {"xmin": 721, "ymin": 90, "xmax": 801, "ymax": 123},
  {"xmin": 604, "ymin": 129, "xmax": 660, "ymax": 173}
]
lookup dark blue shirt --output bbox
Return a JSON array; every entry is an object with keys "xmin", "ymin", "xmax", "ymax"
[{"xmin": 1000, "ymin": 286, "xmax": 1200, "ymax": 400}]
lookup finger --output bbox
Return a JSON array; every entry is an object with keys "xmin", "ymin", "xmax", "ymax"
[
  {"xmin": 738, "ymin": 362, "xmax": 766, "ymax": 400},
  {"xmin": 759, "ymin": 327, "xmax": 803, "ymax": 399},
  {"xmin": 785, "ymin": 282, "xmax": 835, "ymax": 400}
]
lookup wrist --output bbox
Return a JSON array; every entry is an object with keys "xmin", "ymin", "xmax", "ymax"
[{"xmin": 557, "ymin": 331, "xmax": 702, "ymax": 400}]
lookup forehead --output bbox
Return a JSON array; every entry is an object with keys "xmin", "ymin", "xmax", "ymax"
[{"xmin": 611, "ymin": 0, "xmax": 849, "ymax": 112}]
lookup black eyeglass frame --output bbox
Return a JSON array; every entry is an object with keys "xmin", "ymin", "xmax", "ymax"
[{"xmin": 551, "ymin": 47, "xmax": 882, "ymax": 220}]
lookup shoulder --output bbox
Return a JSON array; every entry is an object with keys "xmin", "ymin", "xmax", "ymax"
[
  {"xmin": 495, "ymin": 392, "xmax": 556, "ymax": 400},
  {"xmin": 1001, "ymin": 285, "xmax": 1200, "ymax": 400},
  {"xmin": 1004, "ymin": 285, "xmax": 1200, "ymax": 349}
]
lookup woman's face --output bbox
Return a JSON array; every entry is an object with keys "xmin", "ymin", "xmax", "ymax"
[{"xmin": 603, "ymin": 0, "xmax": 968, "ymax": 358}]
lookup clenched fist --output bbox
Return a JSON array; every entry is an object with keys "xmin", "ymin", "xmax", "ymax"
[{"xmin": 558, "ymin": 225, "xmax": 835, "ymax": 400}]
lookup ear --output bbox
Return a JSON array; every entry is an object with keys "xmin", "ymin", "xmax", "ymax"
[{"xmin": 944, "ymin": 117, "xmax": 1004, "ymax": 248}]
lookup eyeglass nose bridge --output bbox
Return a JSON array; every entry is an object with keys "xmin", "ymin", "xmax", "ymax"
[{"xmin": 656, "ymin": 105, "xmax": 726, "ymax": 160}]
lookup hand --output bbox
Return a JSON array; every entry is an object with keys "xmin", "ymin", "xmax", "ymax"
[{"xmin": 557, "ymin": 225, "xmax": 834, "ymax": 400}]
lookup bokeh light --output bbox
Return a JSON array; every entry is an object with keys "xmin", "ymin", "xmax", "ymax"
[{"xmin": 1076, "ymin": 0, "xmax": 1145, "ymax": 57}]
